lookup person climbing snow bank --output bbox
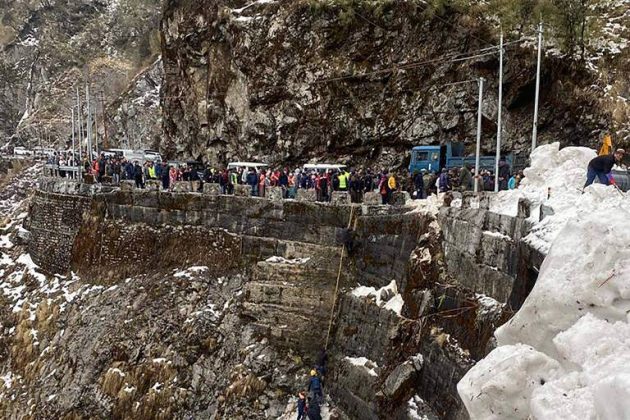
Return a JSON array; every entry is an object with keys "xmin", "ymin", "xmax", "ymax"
[{"xmin": 583, "ymin": 148, "xmax": 625, "ymax": 188}]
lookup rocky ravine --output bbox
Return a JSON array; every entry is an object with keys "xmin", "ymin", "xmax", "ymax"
[{"xmin": 0, "ymin": 159, "xmax": 539, "ymax": 419}]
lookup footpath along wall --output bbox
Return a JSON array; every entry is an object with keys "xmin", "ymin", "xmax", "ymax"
[{"xmin": 24, "ymin": 178, "xmax": 544, "ymax": 419}]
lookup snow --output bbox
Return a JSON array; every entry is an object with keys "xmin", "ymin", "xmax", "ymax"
[
  {"xmin": 173, "ymin": 266, "xmax": 209, "ymax": 278},
  {"xmin": 408, "ymin": 395, "xmax": 431, "ymax": 420},
  {"xmin": 344, "ymin": 356, "xmax": 379, "ymax": 377},
  {"xmin": 488, "ymin": 142, "xmax": 626, "ymax": 254},
  {"xmin": 1, "ymin": 372, "xmax": 14, "ymax": 389},
  {"xmin": 108, "ymin": 368, "xmax": 126, "ymax": 377},
  {"xmin": 265, "ymin": 256, "xmax": 310, "ymax": 264},
  {"xmin": 351, "ymin": 279, "xmax": 404, "ymax": 315},
  {"xmin": 459, "ymin": 145, "xmax": 630, "ymax": 419},
  {"xmin": 231, "ymin": 0, "xmax": 275, "ymax": 14}
]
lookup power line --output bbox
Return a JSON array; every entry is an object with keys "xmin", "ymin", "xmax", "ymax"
[{"xmin": 313, "ymin": 37, "xmax": 529, "ymax": 84}]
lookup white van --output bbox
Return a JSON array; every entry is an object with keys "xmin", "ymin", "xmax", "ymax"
[
  {"xmin": 14, "ymin": 146, "xmax": 33, "ymax": 156},
  {"xmin": 303, "ymin": 163, "xmax": 347, "ymax": 173}
]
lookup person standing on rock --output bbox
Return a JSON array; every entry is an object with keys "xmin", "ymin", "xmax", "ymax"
[
  {"xmin": 413, "ymin": 171, "xmax": 424, "ymax": 199},
  {"xmin": 308, "ymin": 369, "xmax": 323, "ymax": 404},
  {"xmin": 246, "ymin": 168, "xmax": 258, "ymax": 196},
  {"xmin": 584, "ymin": 149, "xmax": 625, "ymax": 188},
  {"xmin": 459, "ymin": 164, "xmax": 473, "ymax": 192},
  {"xmin": 133, "ymin": 161, "xmax": 144, "ymax": 189},
  {"xmin": 297, "ymin": 391, "xmax": 307, "ymax": 420}
]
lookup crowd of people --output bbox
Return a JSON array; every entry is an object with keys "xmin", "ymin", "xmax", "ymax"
[{"xmin": 47, "ymin": 152, "xmax": 522, "ymax": 204}]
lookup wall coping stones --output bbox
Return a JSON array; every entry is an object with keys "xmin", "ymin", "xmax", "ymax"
[
  {"xmin": 331, "ymin": 191, "xmax": 350, "ymax": 205},
  {"xmin": 296, "ymin": 188, "xmax": 316, "ymax": 202},
  {"xmin": 172, "ymin": 181, "xmax": 192, "ymax": 193},
  {"xmin": 203, "ymin": 183, "xmax": 222, "ymax": 196}
]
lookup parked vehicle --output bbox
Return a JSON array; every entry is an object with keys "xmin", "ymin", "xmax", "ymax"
[
  {"xmin": 227, "ymin": 162, "xmax": 269, "ymax": 171},
  {"xmin": 409, "ymin": 142, "xmax": 514, "ymax": 173},
  {"xmin": 13, "ymin": 146, "xmax": 33, "ymax": 156},
  {"xmin": 302, "ymin": 163, "xmax": 347, "ymax": 173}
]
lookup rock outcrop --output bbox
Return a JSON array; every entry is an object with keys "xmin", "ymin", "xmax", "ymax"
[{"xmin": 160, "ymin": 0, "xmax": 625, "ymax": 166}]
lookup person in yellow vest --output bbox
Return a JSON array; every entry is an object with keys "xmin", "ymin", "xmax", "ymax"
[
  {"xmin": 148, "ymin": 162, "xmax": 156, "ymax": 179},
  {"xmin": 387, "ymin": 172, "xmax": 397, "ymax": 204},
  {"xmin": 338, "ymin": 170, "xmax": 348, "ymax": 191}
]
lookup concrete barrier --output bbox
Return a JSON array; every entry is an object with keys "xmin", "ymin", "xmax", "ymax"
[
  {"xmin": 203, "ymin": 183, "xmax": 222, "ymax": 196},
  {"xmin": 331, "ymin": 191, "xmax": 350, "ymax": 205},
  {"xmin": 296, "ymin": 189, "xmax": 317, "ymax": 202},
  {"xmin": 267, "ymin": 186, "xmax": 284, "ymax": 202},
  {"xmin": 363, "ymin": 191, "xmax": 381, "ymax": 205},
  {"xmin": 172, "ymin": 181, "xmax": 191, "ymax": 193},
  {"xmin": 120, "ymin": 180, "xmax": 136, "ymax": 192},
  {"xmin": 234, "ymin": 184, "xmax": 250, "ymax": 197},
  {"xmin": 145, "ymin": 180, "xmax": 161, "ymax": 191}
]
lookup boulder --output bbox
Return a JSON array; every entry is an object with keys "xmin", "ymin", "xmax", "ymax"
[{"xmin": 382, "ymin": 361, "xmax": 417, "ymax": 400}]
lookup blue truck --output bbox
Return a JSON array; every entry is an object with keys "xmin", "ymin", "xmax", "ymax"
[{"xmin": 408, "ymin": 142, "xmax": 514, "ymax": 174}]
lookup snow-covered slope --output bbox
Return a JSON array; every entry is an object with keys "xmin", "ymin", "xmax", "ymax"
[{"xmin": 458, "ymin": 145, "xmax": 630, "ymax": 419}]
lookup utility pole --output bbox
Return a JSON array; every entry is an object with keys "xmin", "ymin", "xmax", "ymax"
[
  {"xmin": 77, "ymin": 85, "xmax": 83, "ymax": 181},
  {"xmin": 475, "ymin": 77, "xmax": 484, "ymax": 195},
  {"xmin": 494, "ymin": 31, "xmax": 504, "ymax": 193},
  {"xmin": 85, "ymin": 82, "xmax": 92, "ymax": 160},
  {"xmin": 71, "ymin": 107, "xmax": 76, "ymax": 177},
  {"xmin": 95, "ymin": 109, "xmax": 99, "ymax": 155},
  {"xmin": 532, "ymin": 22, "xmax": 544, "ymax": 154},
  {"xmin": 100, "ymin": 90, "xmax": 109, "ymax": 150}
]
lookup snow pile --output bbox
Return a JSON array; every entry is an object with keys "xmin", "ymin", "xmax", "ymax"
[
  {"xmin": 344, "ymin": 356, "xmax": 379, "ymax": 377},
  {"xmin": 458, "ymin": 186, "xmax": 630, "ymax": 419},
  {"xmin": 351, "ymin": 280, "xmax": 404, "ymax": 316},
  {"xmin": 488, "ymin": 142, "xmax": 627, "ymax": 254}
]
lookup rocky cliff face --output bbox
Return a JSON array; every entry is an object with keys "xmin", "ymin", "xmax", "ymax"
[
  {"xmin": 0, "ymin": 0, "xmax": 162, "ymax": 148},
  {"xmin": 160, "ymin": 0, "xmax": 629, "ymax": 166}
]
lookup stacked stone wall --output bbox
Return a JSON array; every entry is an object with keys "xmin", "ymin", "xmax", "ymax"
[{"xmin": 26, "ymin": 191, "xmax": 93, "ymax": 274}]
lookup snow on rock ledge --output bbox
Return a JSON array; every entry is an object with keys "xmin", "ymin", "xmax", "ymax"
[
  {"xmin": 459, "ymin": 179, "xmax": 630, "ymax": 419},
  {"xmin": 351, "ymin": 280, "xmax": 404, "ymax": 316}
]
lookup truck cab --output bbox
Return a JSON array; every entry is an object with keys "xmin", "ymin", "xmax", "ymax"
[{"xmin": 409, "ymin": 145, "xmax": 444, "ymax": 173}]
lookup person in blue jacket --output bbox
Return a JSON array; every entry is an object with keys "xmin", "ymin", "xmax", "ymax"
[
  {"xmin": 584, "ymin": 149, "xmax": 625, "ymax": 188},
  {"xmin": 308, "ymin": 369, "xmax": 323, "ymax": 403},
  {"xmin": 246, "ymin": 169, "xmax": 258, "ymax": 196}
]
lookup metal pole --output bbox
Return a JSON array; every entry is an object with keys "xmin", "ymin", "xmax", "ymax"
[
  {"xmin": 76, "ymin": 87, "xmax": 83, "ymax": 182},
  {"xmin": 494, "ymin": 32, "xmax": 504, "ymax": 193},
  {"xmin": 475, "ymin": 77, "xmax": 484, "ymax": 194},
  {"xmin": 71, "ymin": 107, "xmax": 76, "ymax": 178},
  {"xmin": 94, "ymin": 109, "xmax": 99, "ymax": 155},
  {"xmin": 532, "ymin": 22, "xmax": 543, "ymax": 154},
  {"xmin": 86, "ymin": 83, "xmax": 92, "ymax": 161}
]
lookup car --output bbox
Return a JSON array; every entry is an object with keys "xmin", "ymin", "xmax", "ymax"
[{"xmin": 13, "ymin": 146, "xmax": 33, "ymax": 156}]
